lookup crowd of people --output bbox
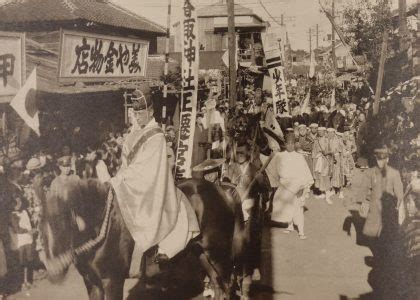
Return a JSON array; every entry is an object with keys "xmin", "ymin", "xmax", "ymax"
[
  {"xmin": 0, "ymin": 125, "xmax": 131, "ymax": 298},
  {"xmin": 0, "ymin": 71, "xmax": 418, "ymax": 298}
]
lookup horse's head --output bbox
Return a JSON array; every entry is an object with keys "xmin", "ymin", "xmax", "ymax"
[{"xmin": 39, "ymin": 177, "xmax": 107, "ymax": 282}]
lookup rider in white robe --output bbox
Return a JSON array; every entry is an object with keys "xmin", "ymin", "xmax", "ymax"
[{"xmin": 110, "ymin": 91, "xmax": 198, "ymax": 270}]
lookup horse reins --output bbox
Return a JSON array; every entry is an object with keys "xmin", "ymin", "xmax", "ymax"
[{"xmin": 44, "ymin": 187, "xmax": 114, "ymax": 276}]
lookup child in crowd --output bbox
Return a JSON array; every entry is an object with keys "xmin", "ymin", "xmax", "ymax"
[{"xmin": 9, "ymin": 197, "xmax": 34, "ymax": 291}]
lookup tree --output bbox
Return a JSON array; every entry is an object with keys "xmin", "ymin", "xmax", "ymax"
[{"xmin": 340, "ymin": 0, "xmax": 402, "ymax": 89}]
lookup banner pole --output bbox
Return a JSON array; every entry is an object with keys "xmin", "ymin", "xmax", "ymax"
[{"xmin": 162, "ymin": 0, "xmax": 172, "ymax": 131}]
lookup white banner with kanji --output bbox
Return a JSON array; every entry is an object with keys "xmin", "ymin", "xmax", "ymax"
[
  {"xmin": 262, "ymin": 32, "xmax": 289, "ymax": 117},
  {"xmin": 175, "ymin": 0, "xmax": 199, "ymax": 180}
]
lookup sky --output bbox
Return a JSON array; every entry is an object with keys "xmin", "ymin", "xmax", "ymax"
[
  {"xmin": 0, "ymin": 0, "xmax": 416, "ymax": 50},
  {"xmin": 113, "ymin": 0, "xmax": 417, "ymax": 50}
]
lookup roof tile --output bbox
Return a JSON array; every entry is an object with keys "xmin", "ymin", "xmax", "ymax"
[{"xmin": 0, "ymin": 0, "xmax": 166, "ymax": 34}]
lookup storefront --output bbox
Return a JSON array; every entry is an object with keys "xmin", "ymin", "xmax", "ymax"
[{"xmin": 0, "ymin": 0, "xmax": 166, "ymax": 154}]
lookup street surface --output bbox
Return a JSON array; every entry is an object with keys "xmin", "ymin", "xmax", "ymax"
[{"xmin": 10, "ymin": 169, "xmax": 372, "ymax": 300}]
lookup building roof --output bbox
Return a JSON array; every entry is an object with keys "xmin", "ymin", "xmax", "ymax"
[
  {"xmin": 197, "ymin": 1, "xmax": 262, "ymax": 21},
  {"xmin": 0, "ymin": 0, "xmax": 166, "ymax": 34}
]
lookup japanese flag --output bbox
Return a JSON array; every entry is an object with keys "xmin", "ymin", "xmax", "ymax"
[{"xmin": 10, "ymin": 69, "xmax": 40, "ymax": 136}]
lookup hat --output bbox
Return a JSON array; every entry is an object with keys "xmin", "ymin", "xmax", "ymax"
[
  {"xmin": 309, "ymin": 123, "xmax": 318, "ymax": 128},
  {"xmin": 192, "ymin": 158, "xmax": 225, "ymax": 173},
  {"xmin": 57, "ymin": 156, "xmax": 72, "ymax": 167},
  {"xmin": 373, "ymin": 146, "xmax": 389, "ymax": 159},
  {"xmin": 318, "ymin": 127, "xmax": 326, "ymax": 131},
  {"xmin": 327, "ymin": 128, "xmax": 336, "ymax": 132},
  {"xmin": 298, "ymin": 124, "xmax": 307, "ymax": 129},
  {"xmin": 286, "ymin": 128, "xmax": 294, "ymax": 132},
  {"xmin": 293, "ymin": 122, "xmax": 300, "ymax": 127},
  {"xmin": 131, "ymin": 89, "xmax": 152, "ymax": 111},
  {"xmin": 26, "ymin": 157, "xmax": 45, "ymax": 171},
  {"xmin": 336, "ymin": 132, "xmax": 343, "ymax": 137}
]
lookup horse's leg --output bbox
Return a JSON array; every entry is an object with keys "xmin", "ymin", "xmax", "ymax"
[
  {"xmin": 102, "ymin": 278, "xmax": 124, "ymax": 300},
  {"xmin": 198, "ymin": 252, "xmax": 232, "ymax": 300},
  {"xmin": 78, "ymin": 267, "xmax": 105, "ymax": 300}
]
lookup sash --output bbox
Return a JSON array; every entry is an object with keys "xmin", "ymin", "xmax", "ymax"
[{"xmin": 126, "ymin": 127, "xmax": 163, "ymax": 166}]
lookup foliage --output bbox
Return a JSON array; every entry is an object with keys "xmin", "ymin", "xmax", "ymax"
[{"xmin": 340, "ymin": 0, "xmax": 396, "ymax": 86}]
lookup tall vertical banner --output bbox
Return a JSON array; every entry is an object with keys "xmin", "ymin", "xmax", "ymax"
[
  {"xmin": 262, "ymin": 32, "xmax": 290, "ymax": 117},
  {"xmin": 175, "ymin": 0, "xmax": 199, "ymax": 180}
]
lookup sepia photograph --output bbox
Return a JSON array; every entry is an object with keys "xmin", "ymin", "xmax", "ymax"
[{"xmin": 0, "ymin": 0, "xmax": 418, "ymax": 299}]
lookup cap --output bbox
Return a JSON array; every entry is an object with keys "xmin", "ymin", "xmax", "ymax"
[
  {"xmin": 298, "ymin": 124, "xmax": 307, "ymax": 129},
  {"xmin": 131, "ymin": 89, "xmax": 152, "ymax": 111},
  {"xmin": 26, "ymin": 158, "xmax": 45, "ymax": 171},
  {"xmin": 192, "ymin": 158, "xmax": 225, "ymax": 173},
  {"xmin": 57, "ymin": 156, "xmax": 72, "ymax": 167},
  {"xmin": 373, "ymin": 146, "xmax": 389, "ymax": 159},
  {"xmin": 286, "ymin": 128, "xmax": 294, "ymax": 132},
  {"xmin": 327, "ymin": 128, "xmax": 336, "ymax": 132},
  {"xmin": 309, "ymin": 123, "xmax": 318, "ymax": 128},
  {"xmin": 336, "ymin": 132, "xmax": 343, "ymax": 137},
  {"xmin": 318, "ymin": 127, "xmax": 326, "ymax": 131}
]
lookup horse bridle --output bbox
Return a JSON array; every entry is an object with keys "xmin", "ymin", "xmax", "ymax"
[{"xmin": 44, "ymin": 186, "xmax": 114, "ymax": 276}]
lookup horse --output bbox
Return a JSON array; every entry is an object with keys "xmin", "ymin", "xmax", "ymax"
[{"xmin": 39, "ymin": 177, "xmax": 245, "ymax": 300}]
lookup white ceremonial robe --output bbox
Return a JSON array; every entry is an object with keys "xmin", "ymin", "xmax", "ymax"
[
  {"xmin": 111, "ymin": 119, "xmax": 198, "ymax": 264},
  {"xmin": 271, "ymin": 151, "xmax": 314, "ymax": 223}
]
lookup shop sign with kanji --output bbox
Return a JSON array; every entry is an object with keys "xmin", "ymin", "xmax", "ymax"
[
  {"xmin": 0, "ymin": 32, "xmax": 25, "ymax": 102},
  {"xmin": 58, "ymin": 30, "xmax": 149, "ymax": 82}
]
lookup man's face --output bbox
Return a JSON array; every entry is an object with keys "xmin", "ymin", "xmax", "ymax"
[
  {"xmin": 135, "ymin": 107, "xmax": 153, "ymax": 128},
  {"xmin": 328, "ymin": 131, "xmax": 335, "ymax": 138},
  {"xmin": 376, "ymin": 157, "xmax": 388, "ymax": 169},
  {"xmin": 299, "ymin": 127, "xmax": 307, "ymax": 136},
  {"xmin": 237, "ymin": 151, "xmax": 248, "ymax": 164},
  {"xmin": 286, "ymin": 141, "xmax": 295, "ymax": 152},
  {"xmin": 59, "ymin": 165, "xmax": 71, "ymax": 176},
  {"xmin": 318, "ymin": 130, "xmax": 325, "ymax": 137},
  {"xmin": 311, "ymin": 128, "xmax": 317, "ymax": 134}
]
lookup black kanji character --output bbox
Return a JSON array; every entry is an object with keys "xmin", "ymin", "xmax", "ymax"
[
  {"xmin": 128, "ymin": 43, "xmax": 142, "ymax": 74},
  {"xmin": 184, "ymin": 39, "xmax": 196, "ymax": 65},
  {"xmin": 105, "ymin": 41, "xmax": 118, "ymax": 74},
  {"xmin": 183, "ymin": 0, "xmax": 194, "ymax": 18},
  {"xmin": 71, "ymin": 37, "xmax": 90, "ymax": 74},
  {"xmin": 183, "ymin": 18, "xmax": 195, "ymax": 40},
  {"xmin": 89, "ymin": 39, "xmax": 105, "ymax": 74},
  {"xmin": 116, "ymin": 43, "xmax": 130, "ymax": 73},
  {"xmin": 0, "ymin": 54, "xmax": 15, "ymax": 87}
]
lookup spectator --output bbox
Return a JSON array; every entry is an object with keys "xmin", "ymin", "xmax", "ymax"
[{"xmin": 9, "ymin": 197, "xmax": 34, "ymax": 291}]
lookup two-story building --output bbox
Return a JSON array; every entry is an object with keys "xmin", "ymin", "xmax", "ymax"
[{"xmin": 171, "ymin": 0, "xmax": 267, "ymax": 69}]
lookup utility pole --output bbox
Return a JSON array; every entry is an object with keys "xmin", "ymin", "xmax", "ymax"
[
  {"xmin": 331, "ymin": 0, "xmax": 337, "ymax": 73},
  {"xmin": 309, "ymin": 28, "xmax": 312, "ymax": 53},
  {"xmin": 227, "ymin": 0, "xmax": 237, "ymax": 106},
  {"xmin": 373, "ymin": 31, "xmax": 388, "ymax": 116},
  {"xmin": 316, "ymin": 24, "xmax": 319, "ymax": 50},
  {"xmin": 398, "ymin": 0, "xmax": 408, "ymax": 51}
]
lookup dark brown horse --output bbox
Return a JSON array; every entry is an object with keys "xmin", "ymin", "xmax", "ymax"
[{"xmin": 39, "ymin": 178, "xmax": 245, "ymax": 299}]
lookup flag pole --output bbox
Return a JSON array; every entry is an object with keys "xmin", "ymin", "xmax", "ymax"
[
  {"xmin": 162, "ymin": 0, "xmax": 172, "ymax": 132},
  {"xmin": 227, "ymin": 0, "xmax": 237, "ymax": 107}
]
